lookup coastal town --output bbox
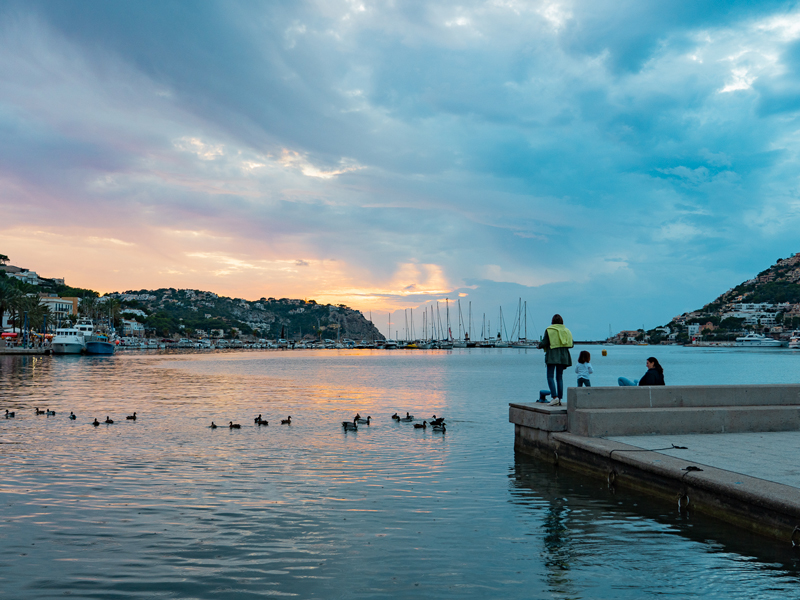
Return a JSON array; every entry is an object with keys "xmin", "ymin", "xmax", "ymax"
[{"xmin": 5, "ymin": 252, "xmax": 800, "ymax": 352}]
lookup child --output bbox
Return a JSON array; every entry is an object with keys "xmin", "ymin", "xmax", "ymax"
[{"xmin": 575, "ymin": 350, "xmax": 593, "ymax": 387}]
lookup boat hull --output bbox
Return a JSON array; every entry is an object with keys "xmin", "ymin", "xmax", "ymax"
[
  {"xmin": 85, "ymin": 341, "xmax": 116, "ymax": 355},
  {"xmin": 52, "ymin": 342, "xmax": 85, "ymax": 354}
]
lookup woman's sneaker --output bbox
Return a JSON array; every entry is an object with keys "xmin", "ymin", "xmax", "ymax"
[{"xmin": 548, "ymin": 398, "xmax": 562, "ymax": 407}]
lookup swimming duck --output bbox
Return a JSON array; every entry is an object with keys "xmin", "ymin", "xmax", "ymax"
[
  {"xmin": 281, "ymin": 416, "xmax": 292, "ymax": 425},
  {"xmin": 126, "ymin": 412, "xmax": 137, "ymax": 420},
  {"xmin": 342, "ymin": 420, "xmax": 358, "ymax": 431},
  {"xmin": 5, "ymin": 409, "xmax": 14, "ymax": 418},
  {"xmin": 257, "ymin": 417, "xmax": 269, "ymax": 426},
  {"xmin": 391, "ymin": 412, "xmax": 400, "ymax": 421},
  {"xmin": 430, "ymin": 415, "xmax": 445, "ymax": 426},
  {"xmin": 35, "ymin": 408, "xmax": 45, "ymax": 415},
  {"xmin": 92, "ymin": 418, "xmax": 100, "ymax": 427},
  {"xmin": 68, "ymin": 412, "xmax": 76, "ymax": 420},
  {"xmin": 355, "ymin": 415, "xmax": 371, "ymax": 425},
  {"xmin": 210, "ymin": 422, "xmax": 218, "ymax": 429},
  {"xmin": 254, "ymin": 414, "xmax": 263, "ymax": 424},
  {"xmin": 46, "ymin": 409, "xmax": 56, "ymax": 416},
  {"xmin": 414, "ymin": 421, "xmax": 427, "ymax": 429},
  {"xmin": 432, "ymin": 423, "xmax": 446, "ymax": 433},
  {"xmin": 400, "ymin": 412, "xmax": 414, "ymax": 422},
  {"xmin": 229, "ymin": 421, "xmax": 241, "ymax": 429},
  {"xmin": 105, "ymin": 416, "xmax": 114, "ymax": 424}
]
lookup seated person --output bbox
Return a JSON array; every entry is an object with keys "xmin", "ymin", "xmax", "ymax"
[{"xmin": 618, "ymin": 357, "xmax": 665, "ymax": 386}]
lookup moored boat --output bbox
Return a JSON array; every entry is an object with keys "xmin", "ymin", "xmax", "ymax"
[
  {"xmin": 52, "ymin": 327, "xmax": 86, "ymax": 354},
  {"xmin": 789, "ymin": 331, "xmax": 800, "ymax": 349},
  {"xmin": 734, "ymin": 333, "xmax": 785, "ymax": 347},
  {"xmin": 85, "ymin": 334, "xmax": 116, "ymax": 355}
]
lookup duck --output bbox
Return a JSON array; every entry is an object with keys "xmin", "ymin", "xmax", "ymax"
[
  {"xmin": 281, "ymin": 416, "xmax": 292, "ymax": 425},
  {"xmin": 68, "ymin": 412, "xmax": 76, "ymax": 420},
  {"xmin": 355, "ymin": 415, "xmax": 371, "ymax": 425},
  {"xmin": 35, "ymin": 407, "xmax": 45, "ymax": 415},
  {"xmin": 414, "ymin": 421, "xmax": 428, "ymax": 429},
  {"xmin": 342, "ymin": 420, "xmax": 358, "ymax": 431},
  {"xmin": 254, "ymin": 414, "xmax": 264, "ymax": 424},
  {"xmin": 46, "ymin": 409, "xmax": 56, "ymax": 416},
  {"xmin": 210, "ymin": 422, "xmax": 218, "ymax": 429},
  {"xmin": 391, "ymin": 412, "xmax": 400, "ymax": 421},
  {"xmin": 432, "ymin": 423, "xmax": 446, "ymax": 433},
  {"xmin": 104, "ymin": 416, "xmax": 114, "ymax": 424},
  {"xmin": 126, "ymin": 412, "xmax": 137, "ymax": 420},
  {"xmin": 256, "ymin": 417, "xmax": 269, "ymax": 426},
  {"xmin": 92, "ymin": 418, "xmax": 100, "ymax": 427},
  {"xmin": 430, "ymin": 415, "xmax": 445, "ymax": 426},
  {"xmin": 5, "ymin": 409, "xmax": 14, "ymax": 418},
  {"xmin": 400, "ymin": 412, "xmax": 414, "ymax": 422},
  {"xmin": 229, "ymin": 421, "xmax": 241, "ymax": 429}
]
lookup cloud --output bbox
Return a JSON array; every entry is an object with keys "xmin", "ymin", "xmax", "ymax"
[{"xmin": 2, "ymin": 1, "xmax": 800, "ymax": 337}]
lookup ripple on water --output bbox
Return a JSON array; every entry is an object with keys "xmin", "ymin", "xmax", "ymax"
[{"xmin": 1, "ymin": 350, "xmax": 799, "ymax": 598}]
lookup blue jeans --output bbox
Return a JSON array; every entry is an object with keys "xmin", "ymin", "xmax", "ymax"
[
  {"xmin": 577, "ymin": 377, "xmax": 591, "ymax": 387},
  {"xmin": 547, "ymin": 364, "xmax": 566, "ymax": 399},
  {"xmin": 618, "ymin": 377, "xmax": 639, "ymax": 386}
]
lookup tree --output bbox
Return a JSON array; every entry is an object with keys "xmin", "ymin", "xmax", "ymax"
[
  {"xmin": 0, "ymin": 253, "xmax": 8, "ymax": 266},
  {"xmin": 0, "ymin": 281, "xmax": 21, "ymax": 329}
]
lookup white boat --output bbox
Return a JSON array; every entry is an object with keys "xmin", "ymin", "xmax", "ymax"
[
  {"xmin": 789, "ymin": 331, "xmax": 800, "ymax": 349},
  {"xmin": 734, "ymin": 333, "xmax": 785, "ymax": 347},
  {"xmin": 52, "ymin": 327, "xmax": 87, "ymax": 354}
]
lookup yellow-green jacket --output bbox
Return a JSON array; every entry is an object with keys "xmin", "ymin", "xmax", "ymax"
[{"xmin": 540, "ymin": 324, "xmax": 574, "ymax": 366}]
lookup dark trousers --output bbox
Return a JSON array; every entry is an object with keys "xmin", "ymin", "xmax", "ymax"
[
  {"xmin": 577, "ymin": 377, "xmax": 591, "ymax": 387},
  {"xmin": 546, "ymin": 364, "xmax": 565, "ymax": 399}
]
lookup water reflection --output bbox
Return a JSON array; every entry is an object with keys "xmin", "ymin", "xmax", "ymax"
[{"xmin": 510, "ymin": 453, "xmax": 800, "ymax": 599}]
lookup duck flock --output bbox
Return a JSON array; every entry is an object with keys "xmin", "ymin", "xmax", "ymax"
[{"xmin": 4, "ymin": 408, "xmax": 447, "ymax": 433}]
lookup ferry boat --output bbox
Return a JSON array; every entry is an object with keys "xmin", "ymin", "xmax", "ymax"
[{"xmin": 734, "ymin": 333, "xmax": 786, "ymax": 347}]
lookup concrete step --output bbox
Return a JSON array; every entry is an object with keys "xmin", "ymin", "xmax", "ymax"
[{"xmin": 569, "ymin": 405, "xmax": 800, "ymax": 437}]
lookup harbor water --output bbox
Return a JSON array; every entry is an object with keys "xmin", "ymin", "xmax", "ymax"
[{"xmin": 1, "ymin": 345, "xmax": 800, "ymax": 599}]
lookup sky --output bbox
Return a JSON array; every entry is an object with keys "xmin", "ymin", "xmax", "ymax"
[{"xmin": 2, "ymin": 0, "xmax": 800, "ymax": 339}]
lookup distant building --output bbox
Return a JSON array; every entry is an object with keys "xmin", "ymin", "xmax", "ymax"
[
  {"xmin": 121, "ymin": 319, "xmax": 145, "ymax": 337},
  {"xmin": 38, "ymin": 295, "xmax": 79, "ymax": 318}
]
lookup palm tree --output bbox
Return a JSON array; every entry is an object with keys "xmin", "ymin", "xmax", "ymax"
[
  {"xmin": 80, "ymin": 296, "xmax": 98, "ymax": 320},
  {"xmin": 0, "ymin": 281, "xmax": 17, "ymax": 330},
  {"xmin": 5, "ymin": 287, "xmax": 24, "ymax": 333}
]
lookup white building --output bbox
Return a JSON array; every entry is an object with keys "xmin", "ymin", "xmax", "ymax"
[{"xmin": 121, "ymin": 319, "xmax": 145, "ymax": 337}]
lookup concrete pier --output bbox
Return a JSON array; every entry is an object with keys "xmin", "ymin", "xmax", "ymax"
[
  {"xmin": 0, "ymin": 347, "xmax": 50, "ymax": 355},
  {"xmin": 510, "ymin": 386, "xmax": 800, "ymax": 544}
]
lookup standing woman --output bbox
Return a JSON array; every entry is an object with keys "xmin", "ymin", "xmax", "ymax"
[{"xmin": 539, "ymin": 314, "xmax": 574, "ymax": 406}]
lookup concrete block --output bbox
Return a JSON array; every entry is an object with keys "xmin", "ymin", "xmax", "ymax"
[
  {"xmin": 568, "ymin": 385, "xmax": 800, "ymax": 411},
  {"xmin": 570, "ymin": 405, "xmax": 800, "ymax": 437},
  {"xmin": 509, "ymin": 403, "xmax": 567, "ymax": 432}
]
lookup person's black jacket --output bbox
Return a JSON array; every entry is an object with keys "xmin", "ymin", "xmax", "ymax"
[{"xmin": 638, "ymin": 369, "xmax": 665, "ymax": 386}]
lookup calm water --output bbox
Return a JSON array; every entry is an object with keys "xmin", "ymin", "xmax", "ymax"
[{"xmin": 1, "ymin": 345, "xmax": 800, "ymax": 599}]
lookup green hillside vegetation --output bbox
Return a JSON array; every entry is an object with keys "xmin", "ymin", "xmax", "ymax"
[{"xmin": 112, "ymin": 288, "xmax": 382, "ymax": 341}]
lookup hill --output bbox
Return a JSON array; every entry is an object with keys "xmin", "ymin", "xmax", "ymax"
[
  {"xmin": 108, "ymin": 288, "xmax": 384, "ymax": 342},
  {"xmin": 637, "ymin": 253, "xmax": 800, "ymax": 344}
]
